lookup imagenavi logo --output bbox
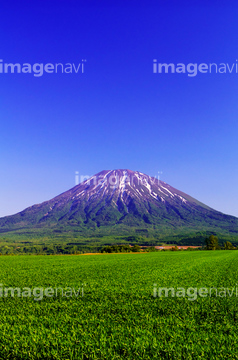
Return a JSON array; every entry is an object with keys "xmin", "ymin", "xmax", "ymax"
[
  {"xmin": 153, "ymin": 59, "xmax": 238, "ymax": 77},
  {"xmin": 0, "ymin": 59, "xmax": 86, "ymax": 77}
]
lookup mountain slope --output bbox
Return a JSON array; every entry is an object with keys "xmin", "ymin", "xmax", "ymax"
[{"xmin": 0, "ymin": 169, "xmax": 238, "ymax": 237}]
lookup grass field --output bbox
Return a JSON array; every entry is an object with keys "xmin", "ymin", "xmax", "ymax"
[{"xmin": 0, "ymin": 251, "xmax": 238, "ymax": 359}]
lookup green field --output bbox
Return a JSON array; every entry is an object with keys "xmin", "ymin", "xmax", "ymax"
[{"xmin": 0, "ymin": 251, "xmax": 238, "ymax": 359}]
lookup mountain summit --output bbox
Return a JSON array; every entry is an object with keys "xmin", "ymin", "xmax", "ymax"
[{"xmin": 0, "ymin": 169, "xmax": 238, "ymax": 237}]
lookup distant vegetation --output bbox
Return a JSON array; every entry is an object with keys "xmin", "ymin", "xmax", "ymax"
[
  {"xmin": 101, "ymin": 244, "xmax": 141, "ymax": 253},
  {"xmin": 205, "ymin": 235, "xmax": 236, "ymax": 250},
  {"xmin": 0, "ymin": 233, "xmax": 236, "ymax": 255}
]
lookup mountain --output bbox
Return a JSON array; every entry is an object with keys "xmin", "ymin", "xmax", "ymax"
[{"xmin": 0, "ymin": 169, "xmax": 238, "ymax": 238}]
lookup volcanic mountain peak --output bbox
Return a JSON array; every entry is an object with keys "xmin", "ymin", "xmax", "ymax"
[
  {"xmin": 70, "ymin": 169, "xmax": 197, "ymax": 208},
  {"xmin": 0, "ymin": 168, "xmax": 238, "ymax": 238},
  {"xmin": 74, "ymin": 169, "xmax": 159, "ymax": 198}
]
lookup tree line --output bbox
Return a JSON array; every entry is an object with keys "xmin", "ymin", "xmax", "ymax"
[{"xmin": 205, "ymin": 235, "xmax": 236, "ymax": 250}]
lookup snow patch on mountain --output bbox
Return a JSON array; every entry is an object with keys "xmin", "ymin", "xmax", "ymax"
[
  {"xmin": 160, "ymin": 185, "xmax": 174, "ymax": 197},
  {"xmin": 175, "ymin": 194, "xmax": 187, "ymax": 203}
]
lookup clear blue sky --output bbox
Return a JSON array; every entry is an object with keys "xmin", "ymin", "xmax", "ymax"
[{"xmin": 1, "ymin": 1, "xmax": 238, "ymax": 217}]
